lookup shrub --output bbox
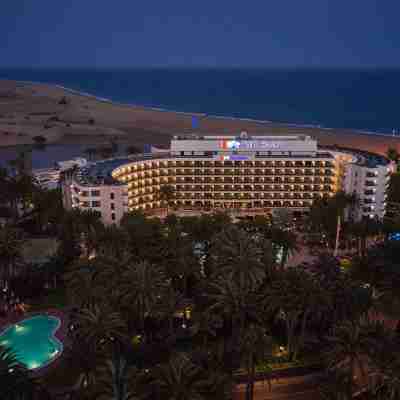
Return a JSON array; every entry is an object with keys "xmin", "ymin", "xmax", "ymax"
[
  {"xmin": 32, "ymin": 135, "xmax": 47, "ymax": 144},
  {"xmin": 58, "ymin": 96, "xmax": 68, "ymax": 105}
]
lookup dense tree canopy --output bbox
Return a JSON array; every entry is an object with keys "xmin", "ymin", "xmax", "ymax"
[{"xmin": 2, "ymin": 179, "xmax": 400, "ymax": 400}]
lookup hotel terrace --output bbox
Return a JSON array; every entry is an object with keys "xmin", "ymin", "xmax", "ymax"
[{"xmin": 62, "ymin": 134, "xmax": 394, "ymax": 224}]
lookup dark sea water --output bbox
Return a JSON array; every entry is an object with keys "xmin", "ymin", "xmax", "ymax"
[
  {"xmin": 1, "ymin": 68, "xmax": 400, "ymax": 134},
  {"xmin": 1, "ymin": 68, "xmax": 400, "ymax": 169}
]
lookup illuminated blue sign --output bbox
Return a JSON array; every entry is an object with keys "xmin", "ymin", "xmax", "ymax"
[{"xmin": 221, "ymin": 155, "xmax": 249, "ymax": 161}]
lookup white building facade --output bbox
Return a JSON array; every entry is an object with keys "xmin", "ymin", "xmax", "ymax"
[{"xmin": 330, "ymin": 149, "xmax": 394, "ymax": 220}]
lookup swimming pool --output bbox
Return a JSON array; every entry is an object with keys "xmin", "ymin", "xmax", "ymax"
[{"xmin": 0, "ymin": 315, "xmax": 63, "ymax": 370}]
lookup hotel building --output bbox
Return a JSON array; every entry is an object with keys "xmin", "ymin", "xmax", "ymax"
[{"xmin": 61, "ymin": 134, "xmax": 394, "ymax": 225}]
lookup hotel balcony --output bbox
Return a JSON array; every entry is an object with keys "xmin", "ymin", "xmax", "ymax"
[
  {"xmin": 363, "ymin": 198, "xmax": 376, "ymax": 204},
  {"xmin": 365, "ymin": 180, "xmax": 377, "ymax": 187}
]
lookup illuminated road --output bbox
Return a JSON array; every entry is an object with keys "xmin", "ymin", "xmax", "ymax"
[{"xmin": 233, "ymin": 374, "xmax": 322, "ymax": 400}]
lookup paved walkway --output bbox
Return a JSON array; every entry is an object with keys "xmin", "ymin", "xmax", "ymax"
[{"xmin": 233, "ymin": 374, "xmax": 322, "ymax": 400}]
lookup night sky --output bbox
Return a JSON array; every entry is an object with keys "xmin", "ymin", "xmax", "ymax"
[{"xmin": 1, "ymin": 0, "xmax": 400, "ymax": 67}]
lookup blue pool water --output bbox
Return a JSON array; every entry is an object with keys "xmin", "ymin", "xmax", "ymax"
[{"xmin": 0, "ymin": 315, "xmax": 63, "ymax": 370}]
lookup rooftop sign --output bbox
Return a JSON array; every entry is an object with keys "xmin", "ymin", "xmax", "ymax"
[{"xmin": 220, "ymin": 140, "xmax": 280, "ymax": 150}]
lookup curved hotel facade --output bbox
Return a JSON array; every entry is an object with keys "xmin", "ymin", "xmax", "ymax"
[{"xmin": 62, "ymin": 134, "xmax": 394, "ymax": 225}]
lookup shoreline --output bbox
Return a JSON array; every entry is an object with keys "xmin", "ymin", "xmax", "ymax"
[
  {"xmin": 19, "ymin": 79, "xmax": 400, "ymax": 139},
  {"xmin": 1, "ymin": 79, "xmax": 400, "ymax": 156}
]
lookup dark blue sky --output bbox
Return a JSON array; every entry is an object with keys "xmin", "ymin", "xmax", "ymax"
[{"xmin": 2, "ymin": 0, "xmax": 400, "ymax": 67}]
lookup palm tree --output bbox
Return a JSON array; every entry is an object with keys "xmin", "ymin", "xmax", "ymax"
[
  {"xmin": 119, "ymin": 261, "xmax": 168, "ymax": 336},
  {"xmin": 350, "ymin": 218, "xmax": 382, "ymax": 258},
  {"xmin": 307, "ymin": 197, "xmax": 334, "ymax": 246},
  {"xmin": 209, "ymin": 226, "xmax": 266, "ymax": 290},
  {"xmin": 75, "ymin": 209, "xmax": 103, "ymax": 258},
  {"xmin": 150, "ymin": 353, "xmax": 206, "ymax": 400},
  {"xmin": 190, "ymin": 347, "xmax": 233, "ymax": 400},
  {"xmin": 368, "ymin": 340, "xmax": 400, "ymax": 400},
  {"xmin": 161, "ymin": 227, "xmax": 199, "ymax": 298},
  {"xmin": 0, "ymin": 168, "xmax": 19, "ymax": 221},
  {"xmin": 263, "ymin": 268, "xmax": 327, "ymax": 361},
  {"xmin": 190, "ymin": 306, "xmax": 225, "ymax": 352},
  {"xmin": 387, "ymin": 173, "xmax": 400, "ymax": 205},
  {"xmin": 325, "ymin": 319, "xmax": 373, "ymax": 398},
  {"xmin": 348, "ymin": 240, "xmax": 400, "ymax": 323},
  {"xmin": 206, "ymin": 277, "xmax": 260, "ymax": 369},
  {"xmin": 0, "ymin": 167, "xmax": 37, "ymax": 220},
  {"xmin": 158, "ymin": 185, "xmax": 175, "ymax": 216},
  {"xmin": 16, "ymin": 172, "xmax": 38, "ymax": 214},
  {"xmin": 386, "ymin": 147, "xmax": 400, "ymax": 164},
  {"xmin": 75, "ymin": 303, "xmax": 127, "ymax": 353},
  {"xmin": 31, "ymin": 187, "xmax": 64, "ymax": 233},
  {"xmin": 56, "ymin": 209, "xmax": 83, "ymax": 265},
  {"xmin": 155, "ymin": 286, "xmax": 184, "ymax": 337},
  {"xmin": 97, "ymin": 225, "xmax": 129, "ymax": 259},
  {"xmin": 64, "ymin": 338, "xmax": 103, "ymax": 396},
  {"xmin": 239, "ymin": 324, "xmax": 273, "ymax": 400},
  {"xmin": 65, "ymin": 261, "xmax": 105, "ymax": 307},
  {"xmin": 120, "ymin": 211, "xmax": 165, "ymax": 264},
  {"xmin": 332, "ymin": 191, "xmax": 358, "ymax": 257},
  {"xmin": 0, "ymin": 226, "xmax": 24, "ymax": 293},
  {"xmin": 96, "ymin": 352, "xmax": 138, "ymax": 400},
  {"xmin": 180, "ymin": 213, "xmax": 233, "ymax": 277},
  {"xmin": 0, "ymin": 345, "xmax": 36, "ymax": 399}
]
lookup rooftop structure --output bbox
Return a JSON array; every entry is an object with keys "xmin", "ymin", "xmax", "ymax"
[{"xmin": 171, "ymin": 134, "xmax": 319, "ymax": 157}]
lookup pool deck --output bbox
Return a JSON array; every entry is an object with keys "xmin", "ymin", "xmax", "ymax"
[{"xmin": 0, "ymin": 308, "xmax": 69, "ymax": 375}]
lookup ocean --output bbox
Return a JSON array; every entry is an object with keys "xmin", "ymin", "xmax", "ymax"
[{"xmin": 1, "ymin": 67, "xmax": 400, "ymax": 134}]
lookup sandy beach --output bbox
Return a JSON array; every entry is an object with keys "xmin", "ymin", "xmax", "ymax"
[{"xmin": 1, "ymin": 79, "xmax": 399, "ymax": 156}]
